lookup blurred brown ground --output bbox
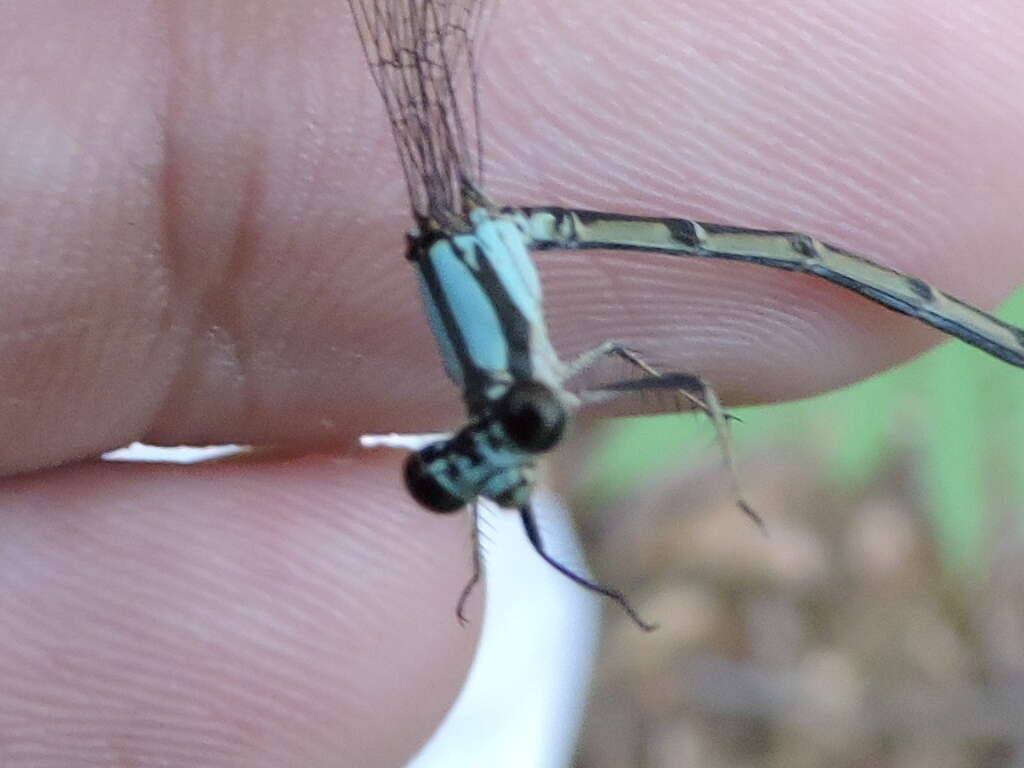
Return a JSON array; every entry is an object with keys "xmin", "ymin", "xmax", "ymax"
[{"xmin": 557, "ymin": 439, "xmax": 1024, "ymax": 768}]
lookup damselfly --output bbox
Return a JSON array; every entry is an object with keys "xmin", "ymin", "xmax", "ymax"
[{"xmin": 350, "ymin": 0, "xmax": 1024, "ymax": 630}]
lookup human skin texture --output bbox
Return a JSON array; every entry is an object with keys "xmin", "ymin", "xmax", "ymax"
[{"xmin": 1, "ymin": 1, "xmax": 1023, "ymax": 766}]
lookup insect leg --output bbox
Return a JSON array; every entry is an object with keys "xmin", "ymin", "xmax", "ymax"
[
  {"xmin": 574, "ymin": 345, "xmax": 763, "ymax": 531},
  {"xmin": 455, "ymin": 501, "xmax": 483, "ymax": 626},
  {"xmin": 518, "ymin": 505, "xmax": 656, "ymax": 632}
]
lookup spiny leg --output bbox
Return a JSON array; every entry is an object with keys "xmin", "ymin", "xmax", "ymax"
[
  {"xmin": 562, "ymin": 339, "xmax": 633, "ymax": 381},
  {"xmin": 518, "ymin": 505, "xmax": 656, "ymax": 632},
  {"xmin": 647, "ymin": 370, "xmax": 763, "ymax": 530},
  {"xmin": 455, "ymin": 501, "xmax": 483, "ymax": 626},
  {"xmin": 564, "ymin": 340, "xmax": 731, "ymax": 421},
  {"xmin": 685, "ymin": 373, "xmax": 765, "ymax": 532},
  {"xmin": 569, "ymin": 341, "xmax": 763, "ymax": 530}
]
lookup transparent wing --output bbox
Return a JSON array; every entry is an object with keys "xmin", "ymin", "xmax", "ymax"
[{"xmin": 348, "ymin": 0, "xmax": 492, "ymax": 229}]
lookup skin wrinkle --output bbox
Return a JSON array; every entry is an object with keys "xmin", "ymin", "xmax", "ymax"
[
  {"xmin": 155, "ymin": 0, "xmax": 193, "ymax": 367},
  {"xmin": 151, "ymin": 5, "xmax": 286, "ymax": 444},
  {"xmin": 162, "ymin": 160, "xmax": 265, "ymax": 441},
  {"xmin": 102, "ymin": 15, "xmax": 181, "ymax": 446}
]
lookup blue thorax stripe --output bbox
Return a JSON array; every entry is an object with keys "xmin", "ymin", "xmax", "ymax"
[{"xmin": 409, "ymin": 212, "xmax": 541, "ymax": 413}]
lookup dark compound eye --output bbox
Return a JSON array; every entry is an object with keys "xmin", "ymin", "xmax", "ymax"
[
  {"xmin": 404, "ymin": 450, "xmax": 466, "ymax": 513},
  {"xmin": 493, "ymin": 381, "xmax": 566, "ymax": 454}
]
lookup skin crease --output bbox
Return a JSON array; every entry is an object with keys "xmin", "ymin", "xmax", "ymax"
[{"xmin": 0, "ymin": 0, "xmax": 1022, "ymax": 765}]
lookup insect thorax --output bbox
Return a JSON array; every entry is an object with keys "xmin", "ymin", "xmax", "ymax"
[
  {"xmin": 407, "ymin": 207, "xmax": 568, "ymax": 415},
  {"xmin": 404, "ymin": 380, "xmax": 568, "ymax": 513}
]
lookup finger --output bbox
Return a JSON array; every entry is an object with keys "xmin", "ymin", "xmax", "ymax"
[
  {"xmin": 0, "ymin": 454, "xmax": 481, "ymax": 767},
  {"xmin": 3, "ymin": 0, "xmax": 1022, "ymax": 474},
  {"xmin": 485, "ymin": 0, "xmax": 1024, "ymax": 404}
]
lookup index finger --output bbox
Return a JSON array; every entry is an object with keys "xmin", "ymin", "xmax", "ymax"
[{"xmin": 2, "ymin": 0, "xmax": 1022, "ymax": 475}]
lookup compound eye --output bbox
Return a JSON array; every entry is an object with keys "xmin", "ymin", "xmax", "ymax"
[
  {"xmin": 494, "ymin": 381, "xmax": 566, "ymax": 454},
  {"xmin": 404, "ymin": 449, "xmax": 465, "ymax": 513}
]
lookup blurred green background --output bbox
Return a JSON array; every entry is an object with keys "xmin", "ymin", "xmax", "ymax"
[{"xmin": 586, "ymin": 289, "xmax": 1024, "ymax": 574}]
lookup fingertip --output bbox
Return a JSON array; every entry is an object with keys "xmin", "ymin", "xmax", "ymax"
[{"xmin": 0, "ymin": 454, "xmax": 480, "ymax": 766}]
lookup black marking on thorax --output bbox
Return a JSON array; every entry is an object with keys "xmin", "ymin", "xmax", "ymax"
[{"xmin": 411, "ymin": 229, "xmax": 538, "ymax": 414}]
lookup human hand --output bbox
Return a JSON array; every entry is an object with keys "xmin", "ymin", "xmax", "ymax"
[{"xmin": 2, "ymin": 1, "xmax": 1022, "ymax": 766}]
